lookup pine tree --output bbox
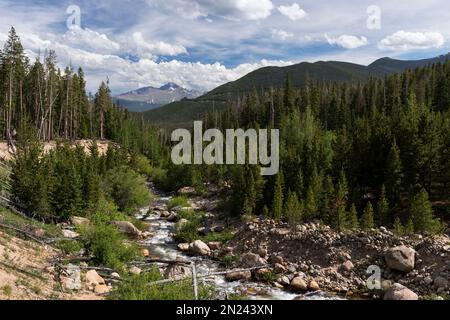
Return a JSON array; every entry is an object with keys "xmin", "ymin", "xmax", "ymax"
[
  {"xmin": 377, "ymin": 185, "xmax": 390, "ymax": 226},
  {"xmin": 331, "ymin": 170, "xmax": 348, "ymax": 230},
  {"xmin": 410, "ymin": 189, "xmax": 441, "ymax": 234},
  {"xmin": 284, "ymin": 190, "xmax": 303, "ymax": 228},
  {"xmin": 284, "ymin": 73, "xmax": 295, "ymax": 114},
  {"xmin": 346, "ymin": 204, "xmax": 359, "ymax": 229},
  {"xmin": 385, "ymin": 139, "xmax": 403, "ymax": 203},
  {"xmin": 272, "ymin": 171, "xmax": 284, "ymax": 219},
  {"xmin": 393, "ymin": 217, "xmax": 404, "ymax": 236},
  {"xmin": 361, "ymin": 202, "xmax": 375, "ymax": 230}
]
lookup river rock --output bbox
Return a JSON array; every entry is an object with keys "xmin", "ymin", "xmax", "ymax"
[
  {"xmin": 258, "ymin": 246, "xmax": 268, "ymax": 258},
  {"xmin": 165, "ymin": 265, "xmax": 192, "ymax": 280},
  {"xmin": 242, "ymin": 253, "xmax": 267, "ymax": 268},
  {"xmin": 160, "ymin": 211, "xmax": 171, "ymax": 218},
  {"xmin": 208, "ymin": 242, "xmax": 222, "ymax": 250},
  {"xmin": 85, "ymin": 270, "xmax": 105, "ymax": 286},
  {"xmin": 225, "ymin": 271, "xmax": 252, "ymax": 282},
  {"xmin": 62, "ymin": 229, "xmax": 80, "ymax": 239},
  {"xmin": 340, "ymin": 260, "xmax": 354, "ymax": 273},
  {"xmin": 433, "ymin": 276, "xmax": 449, "ymax": 290},
  {"xmin": 94, "ymin": 284, "xmax": 110, "ymax": 294},
  {"xmin": 385, "ymin": 246, "xmax": 415, "ymax": 273},
  {"xmin": 384, "ymin": 283, "xmax": 418, "ymax": 300},
  {"xmin": 278, "ymin": 276, "xmax": 291, "ymax": 286},
  {"xmin": 141, "ymin": 249, "xmax": 150, "ymax": 257},
  {"xmin": 274, "ymin": 263, "xmax": 287, "ymax": 273},
  {"xmin": 111, "ymin": 272, "xmax": 121, "ymax": 279},
  {"xmin": 129, "ymin": 266, "xmax": 142, "ymax": 276},
  {"xmin": 112, "ymin": 221, "xmax": 142, "ymax": 239},
  {"xmin": 71, "ymin": 216, "xmax": 90, "ymax": 228},
  {"xmin": 178, "ymin": 243, "xmax": 190, "ymax": 252},
  {"xmin": 291, "ymin": 277, "xmax": 308, "ymax": 292},
  {"xmin": 167, "ymin": 213, "xmax": 178, "ymax": 222},
  {"xmin": 189, "ymin": 240, "xmax": 211, "ymax": 256},
  {"xmin": 308, "ymin": 280, "xmax": 320, "ymax": 291}
]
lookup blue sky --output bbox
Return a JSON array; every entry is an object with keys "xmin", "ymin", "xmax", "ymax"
[{"xmin": 1, "ymin": 0, "xmax": 449, "ymax": 94}]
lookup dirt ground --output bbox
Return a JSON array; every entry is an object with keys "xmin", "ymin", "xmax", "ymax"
[
  {"xmin": 0, "ymin": 140, "xmax": 111, "ymax": 161},
  {"xmin": 0, "ymin": 231, "xmax": 101, "ymax": 300}
]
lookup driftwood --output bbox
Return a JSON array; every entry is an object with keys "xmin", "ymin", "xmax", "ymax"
[
  {"xmin": 0, "ymin": 222, "xmax": 47, "ymax": 246},
  {"xmin": 145, "ymin": 265, "xmax": 269, "ymax": 287}
]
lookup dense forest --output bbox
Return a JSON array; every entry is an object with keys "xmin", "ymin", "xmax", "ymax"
[
  {"xmin": 1, "ymin": 26, "xmax": 449, "ymax": 235},
  {"xmin": 196, "ymin": 60, "xmax": 450, "ymax": 234}
]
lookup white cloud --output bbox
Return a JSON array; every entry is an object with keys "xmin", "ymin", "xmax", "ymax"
[
  {"xmin": 126, "ymin": 32, "xmax": 188, "ymax": 59},
  {"xmin": 272, "ymin": 29, "xmax": 294, "ymax": 41},
  {"xmin": 325, "ymin": 34, "xmax": 368, "ymax": 49},
  {"xmin": 278, "ymin": 3, "xmax": 307, "ymax": 21},
  {"xmin": 61, "ymin": 26, "xmax": 121, "ymax": 54},
  {"xmin": 378, "ymin": 31, "xmax": 445, "ymax": 51},
  {"xmin": 147, "ymin": 0, "xmax": 274, "ymax": 21},
  {"xmin": 17, "ymin": 30, "xmax": 292, "ymax": 93}
]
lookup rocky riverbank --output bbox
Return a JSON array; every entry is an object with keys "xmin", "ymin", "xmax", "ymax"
[{"xmin": 159, "ymin": 186, "xmax": 449, "ymax": 300}]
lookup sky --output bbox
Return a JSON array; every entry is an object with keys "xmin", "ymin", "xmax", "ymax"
[{"xmin": 0, "ymin": 0, "xmax": 449, "ymax": 94}]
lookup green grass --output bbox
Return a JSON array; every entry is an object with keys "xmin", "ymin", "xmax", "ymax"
[
  {"xmin": 1, "ymin": 285, "xmax": 12, "ymax": 297},
  {"xmin": 54, "ymin": 240, "xmax": 84, "ymax": 255},
  {"xmin": 201, "ymin": 230, "xmax": 234, "ymax": 243},
  {"xmin": 175, "ymin": 209, "xmax": 235, "ymax": 244},
  {"xmin": 167, "ymin": 196, "xmax": 190, "ymax": 210},
  {"xmin": 218, "ymin": 255, "xmax": 240, "ymax": 268},
  {"xmin": 0, "ymin": 206, "xmax": 61, "ymax": 238},
  {"xmin": 108, "ymin": 268, "xmax": 213, "ymax": 300}
]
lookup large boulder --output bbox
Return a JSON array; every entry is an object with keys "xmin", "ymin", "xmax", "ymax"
[
  {"xmin": 241, "ymin": 253, "xmax": 267, "ymax": 268},
  {"xmin": 189, "ymin": 240, "xmax": 211, "ymax": 256},
  {"xmin": 291, "ymin": 277, "xmax": 308, "ymax": 292},
  {"xmin": 62, "ymin": 229, "xmax": 80, "ymax": 239},
  {"xmin": 111, "ymin": 221, "xmax": 142, "ymax": 239},
  {"xmin": 385, "ymin": 246, "xmax": 415, "ymax": 273},
  {"xmin": 85, "ymin": 270, "xmax": 105, "ymax": 286},
  {"xmin": 384, "ymin": 283, "xmax": 418, "ymax": 300},
  {"xmin": 71, "ymin": 216, "xmax": 90, "ymax": 228},
  {"xmin": 225, "ymin": 271, "xmax": 252, "ymax": 282},
  {"xmin": 60, "ymin": 264, "xmax": 82, "ymax": 291}
]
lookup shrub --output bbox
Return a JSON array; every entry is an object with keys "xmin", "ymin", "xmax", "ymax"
[
  {"xmin": 102, "ymin": 166, "xmax": 151, "ymax": 214},
  {"xmin": 81, "ymin": 222, "xmax": 139, "ymax": 269},
  {"xmin": 108, "ymin": 268, "xmax": 213, "ymax": 300},
  {"xmin": 175, "ymin": 219, "xmax": 201, "ymax": 243},
  {"xmin": 55, "ymin": 240, "xmax": 83, "ymax": 255},
  {"xmin": 167, "ymin": 196, "xmax": 189, "ymax": 210}
]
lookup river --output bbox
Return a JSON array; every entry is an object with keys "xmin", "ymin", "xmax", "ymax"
[{"xmin": 136, "ymin": 187, "xmax": 341, "ymax": 300}]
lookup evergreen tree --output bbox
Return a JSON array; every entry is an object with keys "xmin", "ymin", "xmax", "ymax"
[
  {"xmin": 410, "ymin": 189, "xmax": 441, "ymax": 234},
  {"xmin": 272, "ymin": 171, "xmax": 284, "ymax": 219},
  {"xmin": 377, "ymin": 185, "xmax": 390, "ymax": 226},
  {"xmin": 361, "ymin": 202, "xmax": 375, "ymax": 230},
  {"xmin": 346, "ymin": 204, "xmax": 359, "ymax": 229},
  {"xmin": 284, "ymin": 190, "xmax": 303, "ymax": 228},
  {"xmin": 385, "ymin": 139, "xmax": 403, "ymax": 203}
]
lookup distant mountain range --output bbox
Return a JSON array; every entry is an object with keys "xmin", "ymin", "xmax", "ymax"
[
  {"xmin": 143, "ymin": 53, "xmax": 450, "ymax": 129},
  {"xmin": 114, "ymin": 82, "xmax": 202, "ymax": 112}
]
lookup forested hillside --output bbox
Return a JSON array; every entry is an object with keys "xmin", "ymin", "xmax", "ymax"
[
  {"xmin": 181, "ymin": 63, "xmax": 450, "ymax": 234},
  {"xmin": 144, "ymin": 53, "xmax": 450, "ymax": 129}
]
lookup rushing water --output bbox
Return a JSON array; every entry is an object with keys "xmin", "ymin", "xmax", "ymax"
[{"xmin": 137, "ymin": 190, "xmax": 340, "ymax": 300}]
